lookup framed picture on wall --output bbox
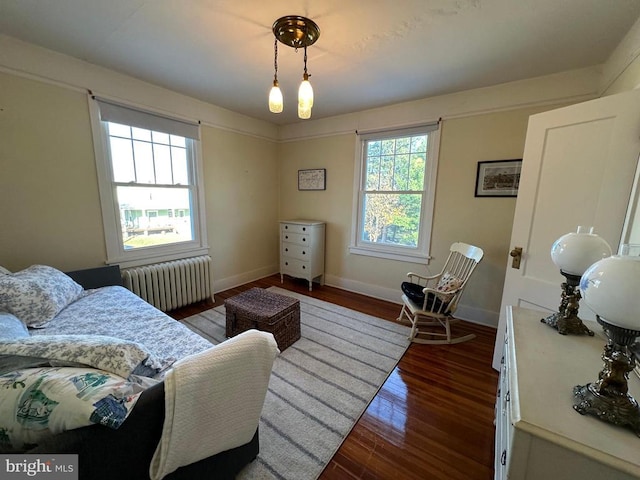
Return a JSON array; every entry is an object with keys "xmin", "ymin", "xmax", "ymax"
[
  {"xmin": 298, "ymin": 169, "xmax": 326, "ymax": 191},
  {"xmin": 475, "ymin": 159, "xmax": 522, "ymax": 197}
]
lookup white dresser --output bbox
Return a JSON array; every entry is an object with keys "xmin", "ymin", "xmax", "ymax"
[
  {"xmin": 279, "ymin": 220, "xmax": 325, "ymax": 291},
  {"xmin": 495, "ymin": 306, "xmax": 640, "ymax": 479}
]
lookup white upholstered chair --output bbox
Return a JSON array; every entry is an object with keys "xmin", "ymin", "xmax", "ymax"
[{"xmin": 398, "ymin": 242, "xmax": 484, "ymax": 344}]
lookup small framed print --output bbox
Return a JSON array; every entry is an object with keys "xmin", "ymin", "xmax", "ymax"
[
  {"xmin": 475, "ymin": 159, "xmax": 522, "ymax": 197},
  {"xmin": 298, "ymin": 168, "xmax": 326, "ymax": 191}
]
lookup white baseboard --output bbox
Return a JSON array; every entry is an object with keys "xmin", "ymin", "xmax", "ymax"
[
  {"xmin": 215, "ymin": 270, "xmax": 498, "ymax": 328},
  {"xmin": 213, "ymin": 265, "xmax": 278, "ymax": 293},
  {"xmin": 324, "ymin": 273, "xmax": 498, "ymax": 328},
  {"xmin": 453, "ymin": 304, "xmax": 499, "ymax": 328}
]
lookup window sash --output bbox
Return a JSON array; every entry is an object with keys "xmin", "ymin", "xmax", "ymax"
[
  {"xmin": 89, "ymin": 95, "xmax": 208, "ymax": 267},
  {"xmin": 350, "ymin": 124, "xmax": 440, "ymax": 263}
]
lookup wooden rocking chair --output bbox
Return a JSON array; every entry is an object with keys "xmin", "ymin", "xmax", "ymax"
[{"xmin": 398, "ymin": 242, "xmax": 484, "ymax": 344}]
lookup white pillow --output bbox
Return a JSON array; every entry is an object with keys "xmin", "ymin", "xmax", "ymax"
[
  {"xmin": 435, "ymin": 272, "xmax": 463, "ymax": 303},
  {"xmin": 0, "ymin": 265, "xmax": 84, "ymax": 328},
  {"xmin": 0, "ymin": 312, "xmax": 29, "ymax": 340}
]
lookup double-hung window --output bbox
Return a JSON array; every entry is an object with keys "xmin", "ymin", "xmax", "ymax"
[
  {"xmin": 90, "ymin": 97, "xmax": 208, "ymax": 267},
  {"xmin": 350, "ymin": 123, "xmax": 440, "ymax": 263}
]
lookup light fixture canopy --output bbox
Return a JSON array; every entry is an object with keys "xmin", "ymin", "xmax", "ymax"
[
  {"xmin": 272, "ymin": 16, "xmax": 320, "ymax": 49},
  {"xmin": 268, "ymin": 15, "xmax": 320, "ymax": 119}
]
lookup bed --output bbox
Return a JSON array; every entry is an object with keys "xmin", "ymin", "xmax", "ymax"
[{"xmin": 0, "ymin": 264, "xmax": 278, "ymax": 479}]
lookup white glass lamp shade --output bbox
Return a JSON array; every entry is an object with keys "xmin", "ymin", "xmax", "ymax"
[
  {"xmin": 298, "ymin": 76, "xmax": 314, "ymax": 109},
  {"xmin": 580, "ymin": 253, "xmax": 640, "ymax": 330},
  {"xmin": 298, "ymin": 103, "xmax": 312, "ymax": 119},
  {"xmin": 269, "ymin": 82, "xmax": 283, "ymax": 113},
  {"xmin": 550, "ymin": 227, "xmax": 612, "ymax": 276}
]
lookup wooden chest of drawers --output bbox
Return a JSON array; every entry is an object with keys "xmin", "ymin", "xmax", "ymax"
[{"xmin": 279, "ymin": 220, "xmax": 325, "ymax": 291}]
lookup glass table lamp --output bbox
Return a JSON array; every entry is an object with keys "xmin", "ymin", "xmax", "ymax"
[
  {"xmin": 541, "ymin": 226, "xmax": 612, "ymax": 335},
  {"xmin": 573, "ymin": 246, "xmax": 640, "ymax": 436}
]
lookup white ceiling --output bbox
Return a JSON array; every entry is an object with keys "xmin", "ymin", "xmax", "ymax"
[{"xmin": 1, "ymin": 0, "xmax": 640, "ymax": 125}]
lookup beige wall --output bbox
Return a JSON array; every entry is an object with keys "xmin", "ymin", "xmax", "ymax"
[
  {"xmin": 603, "ymin": 51, "xmax": 640, "ymax": 95},
  {"xmin": 0, "ymin": 72, "xmax": 106, "ymax": 271},
  {"xmin": 201, "ymin": 127, "xmax": 279, "ymax": 290},
  {"xmin": 278, "ymin": 106, "xmax": 561, "ymax": 324},
  {"xmin": 0, "ymin": 71, "xmax": 279, "ymax": 290}
]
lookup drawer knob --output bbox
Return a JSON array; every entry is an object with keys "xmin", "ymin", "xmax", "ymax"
[
  {"xmin": 285, "ymin": 262, "xmax": 289, "ymax": 266},
  {"xmin": 285, "ymin": 248, "xmax": 288, "ymax": 252},
  {"xmin": 302, "ymin": 251, "xmax": 306, "ymax": 255},
  {"xmin": 285, "ymin": 225, "xmax": 288, "ymax": 229},
  {"xmin": 303, "ymin": 227, "xmax": 306, "ymax": 231},
  {"xmin": 302, "ymin": 265, "xmax": 306, "ymax": 269},
  {"xmin": 303, "ymin": 238, "xmax": 306, "ymax": 242},
  {"xmin": 501, "ymin": 450, "xmax": 506, "ymax": 466},
  {"xmin": 285, "ymin": 235, "xmax": 289, "ymax": 239}
]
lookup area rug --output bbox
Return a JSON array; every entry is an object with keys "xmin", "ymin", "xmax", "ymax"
[{"xmin": 181, "ymin": 286, "xmax": 411, "ymax": 480}]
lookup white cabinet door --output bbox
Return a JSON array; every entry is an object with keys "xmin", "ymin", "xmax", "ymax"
[{"xmin": 492, "ymin": 89, "xmax": 640, "ymax": 370}]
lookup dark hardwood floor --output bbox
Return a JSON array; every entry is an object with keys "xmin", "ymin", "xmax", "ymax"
[{"xmin": 168, "ymin": 274, "xmax": 500, "ymax": 480}]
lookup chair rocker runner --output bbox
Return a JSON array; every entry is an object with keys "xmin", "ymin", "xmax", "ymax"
[{"xmin": 398, "ymin": 242, "xmax": 484, "ymax": 344}]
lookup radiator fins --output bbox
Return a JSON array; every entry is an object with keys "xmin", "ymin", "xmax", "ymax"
[{"xmin": 121, "ymin": 255, "xmax": 213, "ymax": 311}]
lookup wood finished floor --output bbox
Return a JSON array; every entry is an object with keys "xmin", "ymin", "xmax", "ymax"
[{"xmin": 168, "ymin": 274, "xmax": 499, "ymax": 480}]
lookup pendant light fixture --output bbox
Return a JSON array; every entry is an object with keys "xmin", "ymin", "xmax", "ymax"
[
  {"xmin": 269, "ymin": 15, "xmax": 320, "ymax": 119},
  {"xmin": 268, "ymin": 38, "xmax": 283, "ymax": 113}
]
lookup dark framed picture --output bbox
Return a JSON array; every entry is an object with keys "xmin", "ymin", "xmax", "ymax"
[
  {"xmin": 475, "ymin": 159, "xmax": 522, "ymax": 197},
  {"xmin": 298, "ymin": 168, "xmax": 326, "ymax": 191}
]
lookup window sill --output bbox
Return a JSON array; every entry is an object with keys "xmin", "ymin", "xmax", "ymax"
[
  {"xmin": 105, "ymin": 246, "xmax": 210, "ymax": 269},
  {"xmin": 348, "ymin": 246, "xmax": 431, "ymax": 264}
]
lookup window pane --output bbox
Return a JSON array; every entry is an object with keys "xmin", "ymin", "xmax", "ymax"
[
  {"xmin": 381, "ymin": 139, "xmax": 395, "ymax": 155},
  {"xmin": 152, "ymin": 131, "xmax": 170, "ymax": 145},
  {"xmin": 170, "ymin": 135, "xmax": 186, "ymax": 148},
  {"xmin": 393, "ymin": 154, "xmax": 410, "ymax": 190},
  {"xmin": 154, "ymin": 144, "xmax": 173, "ymax": 184},
  {"xmin": 379, "ymin": 155, "xmax": 394, "ymax": 190},
  {"xmin": 108, "ymin": 122, "xmax": 131, "ymax": 138},
  {"xmin": 365, "ymin": 156, "xmax": 380, "ymax": 190},
  {"xmin": 133, "ymin": 140, "xmax": 155, "ymax": 183},
  {"xmin": 110, "ymin": 137, "xmax": 135, "ymax": 182},
  {"xmin": 411, "ymin": 135, "xmax": 427, "ymax": 153},
  {"xmin": 362, "ymin": 193, "xmax": 422, "ymax": 247},
  {"xmin": 367, "ymin": 140, "xmax": 381, "ymax": 156},
  {"xmin": 172, "ymin": 147, "xmax": 189, "ymax": 185},
  {"xmin": 408, "ymin": 154, "xmax": 426, "ymax": 190},
  {"xmin": 132, "ymin": 127, "xmax": 151, "ymax": 141},
  {"xmin": 396, "ymin": 137, "xmax": 411, "ymax": 154},
  {"xmin": 116, "ymin": 186, "xmax": 193, "ymax": 250}
]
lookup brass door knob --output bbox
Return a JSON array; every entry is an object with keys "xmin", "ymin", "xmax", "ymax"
[{"xmin": 510, "ymin": 247, "xmax": 523, "ymax": 269}]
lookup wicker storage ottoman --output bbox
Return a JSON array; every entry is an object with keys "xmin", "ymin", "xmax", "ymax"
[{"xmin": 225, "ymin": 288, "xmax": 300, "ymax": 351}]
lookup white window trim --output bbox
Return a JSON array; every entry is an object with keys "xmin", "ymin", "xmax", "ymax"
[
  {"xmin": 88, "ymin": 95, "xmax": 209, "ymax": 268},
  {"xmin": 349, "ymin": 124, "xmax": 441, "ymax": 264}
]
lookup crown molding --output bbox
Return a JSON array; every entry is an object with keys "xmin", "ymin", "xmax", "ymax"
[{"xmin": 0, "ymin": 34, "xmax": 278, "ymax": 142}]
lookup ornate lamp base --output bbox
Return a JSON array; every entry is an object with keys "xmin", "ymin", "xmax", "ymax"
[
  {"xmin": 573, "ymin": 384, "xmax": 640, "ymax": 437},
  {"xmin": 573, "ymin": 317, "xmax": 640, "ymax": 437},
  {"xmin": 541, "ymin": 270, "xmax": 594, "ymax": 336}
]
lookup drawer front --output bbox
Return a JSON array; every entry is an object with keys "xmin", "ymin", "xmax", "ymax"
[
  {"xmin": 281, "ymin": 258, "xmax": 311, "ymax": 277},
  {"xmin": 281, "ymin": 223, "xmax": 312, "ymax": 235},
  {"xmin": 282, "ymin": 232, "xmax": 310, "ymax": 246},
  {"xmin": 282, "ymin": 243, "xmax": 311, "ymax": 261}
]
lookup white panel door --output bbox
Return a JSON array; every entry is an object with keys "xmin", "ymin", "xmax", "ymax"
[{"xmin": 492, "ymin": 89, "xmax": 640, "ymax": 370}]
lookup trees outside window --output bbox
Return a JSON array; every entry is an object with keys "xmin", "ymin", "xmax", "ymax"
[{"xmin": 351, "ymin": 124, "xmax": 440, "ymax": 263}]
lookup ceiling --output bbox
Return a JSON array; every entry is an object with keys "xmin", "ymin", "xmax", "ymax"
[{"xmin": 2, "ymin": 0, "xmax": 640, "ymax": 125}]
